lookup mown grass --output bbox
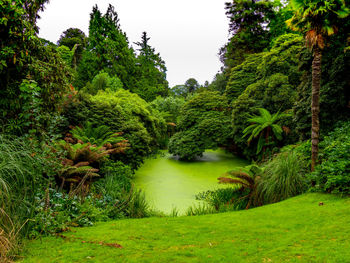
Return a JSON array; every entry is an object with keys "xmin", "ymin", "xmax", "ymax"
[{"xmin": 19, "ymin": 193, "xmax": 350, "ymax": 263}]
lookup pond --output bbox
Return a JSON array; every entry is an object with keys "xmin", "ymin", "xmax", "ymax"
[{"xmin": 134, "ymin": 149, "xmax": 249, "ymax": 214}]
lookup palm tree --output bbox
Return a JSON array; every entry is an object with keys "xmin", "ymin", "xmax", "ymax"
[
  {"xmin": 287, "ymin": 0, "xmax": 349, "ymax": 171},
  {"xmin": 242, "ymin": 108, "xmax": 290, "ymax": 158}
]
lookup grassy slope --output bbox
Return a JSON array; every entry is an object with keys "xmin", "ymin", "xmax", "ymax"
[{"xmin": 20, "ymin": 193, "xmax": 350, "ymax": 263}]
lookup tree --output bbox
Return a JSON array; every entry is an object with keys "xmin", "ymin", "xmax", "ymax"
[
  {"xmin": 134, "ymin": 32, "xmax": 168, "ymax": 101},
  {"xmin": 57, "ymin": 28, "xmax": 87, "ymax": 67},
  {"xmin": 151, "ymin": 96, "xmax": 185, "ymax": 124},
  {"xmin": 58, "ymin": 28, "xmax": 87, "ymax": 49},
  {"xmin": 287, "ymin": 0, "xmax": 350, "ymax": 171},
  {"xmin": 22, "ymin": 0, "xmax": 50, "ymax": 30},
  {"xmin": 75, "ymin": 4, "xmax": 138, "ymax": 91},
  {"xmin": 63, "ymin": 89, "xmax": 166, "ymax": 169},
  {"xmin": 220, "ymin": 0, "xmax": 276, "ymax": 71},
  {"xmin": 208, "ymin": 72, "xmax": 228, "ymax": 94},
  {"xmin": 242, "ymin": 108, "xmax": 290, "ymax": 158},
  {"xmin": 0, "ymin": 0, "xmax": 72, "ymax": 135},
  {"xmin": 168, "ymin": 91, "xmax": 231, "ymax": 160},
  {"xmin": 170, "ymin": 85, "xmax": 188, "ymax": 97},
  {"xmin": 228, "ymin": 34, "xmax": 304, "ymax": 159},
  {"xmin": 81, "ymin": 71, "xmax": 123, "ymax": 95},
  {"xmin": 184, "ymin": 78, "xmax": 200, "ymax": 94}
]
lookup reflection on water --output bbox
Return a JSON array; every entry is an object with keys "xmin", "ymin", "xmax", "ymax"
[{"xmin": 134, "ymin": 149, "xmax": 249, "ymax": 214}]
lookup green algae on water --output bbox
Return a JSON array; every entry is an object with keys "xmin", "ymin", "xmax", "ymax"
[{"xmin": 134, "ymin": 149, "xmax": 249, "ymax": 214}]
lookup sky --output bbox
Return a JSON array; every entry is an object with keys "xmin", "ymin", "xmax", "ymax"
[{"xmin": 37, "ymin": 0, "xmax": 229, "ymax": 87}]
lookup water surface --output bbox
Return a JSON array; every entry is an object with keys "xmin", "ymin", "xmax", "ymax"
[{"xmin": 134, "ymin": 150, "xmax": 249, "ymax": 214}]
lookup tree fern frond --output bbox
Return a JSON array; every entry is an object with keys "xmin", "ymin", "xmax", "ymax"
[
  {"xmin": 218, "ymin": 177, "xmax": 246, "ymax": 185},
  {"xmin": 74, "ymin": 161, "xmax": 90, "ymax": 168}
]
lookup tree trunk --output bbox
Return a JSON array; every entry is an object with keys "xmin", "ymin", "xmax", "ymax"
[{"xmin": 311, "ymin": 46, "xmax": 322, "ymax": 171}]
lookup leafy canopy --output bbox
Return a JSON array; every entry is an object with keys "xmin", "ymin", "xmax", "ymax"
[
  {"xmin": 168, "ymin": 91, "xmax": 231, "ymax": 160},
  {"xmin": 287, "ymin": 0, "xmax": 350, "ymax": 49}
]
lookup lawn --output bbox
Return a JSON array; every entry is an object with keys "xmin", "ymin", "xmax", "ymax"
[{"xmin": 19, "ymin": 193, "xmax": 350, "ymax": 263}]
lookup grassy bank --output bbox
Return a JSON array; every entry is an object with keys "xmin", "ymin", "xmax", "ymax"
[{"xmin": 19, "ymin": 193, "xmax": 350, "ymax": 262}]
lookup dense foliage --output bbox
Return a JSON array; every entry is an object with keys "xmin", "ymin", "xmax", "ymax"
[
  {"xmin": 312, "ymin": 121, "xmax": 350, "ymax": 194},
  {"xmin": 168, "ymin": 91, "xmax": 231, "ymax": 160},
  {"xmin": 64, "ymin": 89, "xmax": 166, "ymax": 169},
  {"xmin": 229, "ymin": 33, "xmax": 303, "ymax": 159},
  {"xmin": 1, "ymin": 0, "xmax": 350, "ymax": 260},
  {"xmin": 134, "ymin": 31, "xmax": 169, "ymax": 101},
  {"xmin": 0, "ymin": 0, "xmax": 72, "ymax": 136}
]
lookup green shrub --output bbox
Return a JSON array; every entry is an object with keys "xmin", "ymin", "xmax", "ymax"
[
  {"xmin": 185, "ymin": 203, "xmax": 216, "ymax": 216},
  {"xmin": 242, "ymin": 108, "xmax": 291, "ymax": 160},
  {"xmin": 0, "ymin": 136, "xmax": 54, "ymax": 234},
  {"xmin": 126, "ymin": 190, "xmax": 150, "ymax": 218},
  {"xmin": 55, "ymin": 140, "xmax": 112, "ymax": 191},
  {"xmin": 313, "ymin": 121, "xmax": 350, "ymax": 194},
  {"xmin": 94, "ymin": 161, "xmax": 133, "ymax": 200},
  {"xmin": 168, "ymin": 129, "xmax": 205, "ymax": 160},
  {"xmin": 81, "ymin": 71, "xmax": 123, "ymax": 95},
  {"xmin": 194, "ymin": 165, "xmax": 264, "ymax": 213},
  {"xmin": 258, "ymin": 150, "xmax": 308, "ymax": 204},
  {"xmin": 29, "ymin": 189, "xmax": 110, "ymax": 238},
  {"xmin": 150, "ymin": 96, "xmax": 186, "ymax": 148},
  {"xmin": 168, "ymin": 91, "xmax": 231, "ymax": 160},
  {"xmin": 70, "ymin": 122, "xmax": 125, "ymax": 146},
  {"xmin": 150, "ymin": 96, "xmax": 185, "ymax": 124},
  {"xmin": 0, "ymin": 135, "xmax": 59, "ymax": 259},
  {"xmin": 195, "ymin": 187, "xmax": 243, "ymax": 211},
  {"xmin": 63, "ymin": 89, "xmax": 166, "ymax": 169}
]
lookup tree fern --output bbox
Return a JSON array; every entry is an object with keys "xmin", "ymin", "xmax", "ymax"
[
  {"xmin": 71, "ymin": 122, "xmax": 129, "ymax": 152},
  {"xmin": 218, "ymin": 165, "xmax": 263, "ymax": 209},
  {"xmin": 242, "ymin": 108, "xmax": 290, "ymax": 156},
  {"xmin": 56, "ymin": 141, "xmax": 112, "ymax": 190}
]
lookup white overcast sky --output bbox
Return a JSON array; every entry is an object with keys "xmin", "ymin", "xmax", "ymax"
[{"xmin": 37, "ymin": 0, "xmax": 229, "ymax": 87}]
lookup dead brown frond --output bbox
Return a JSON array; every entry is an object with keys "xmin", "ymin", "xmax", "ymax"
[{"xmin": 306, "ymin": 29, "xmax": 325, "ymax": 49}]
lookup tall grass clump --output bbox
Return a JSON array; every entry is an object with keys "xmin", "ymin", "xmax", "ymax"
[
  {"xmin": 127, "ymin": 190, "xmax": 150, "ymax": 218},
  {"xmin": 0, "ymin": 135, "xmax": 47, "ymax": 260},
  {"xmin": 195, "ymin": 187, "xmax": 245, "ymax": 211},
  {"xmin": 258, "ymin": 150, "xmax": 308, "ymax": 204},
  {"xmin": 186, "ymin": 203, "xmax": 216, "ymax": 216}
]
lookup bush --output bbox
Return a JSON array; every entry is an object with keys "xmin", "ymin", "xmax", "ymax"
[
  {"xmin": 150, "ymin": 96, "xmax": 185, "ymax": 124},
  {"xmin": 29, "ymin": 159, "xmax": 151, "ymax": 237},
  {"xmin": 0, "ymin": 136, "xmax": 52, "ymax": 232},
  {"xmin": 126, "ymin": 190, "xmax": 150, "ymax": 218},
  {"xmin": 195, "ymin": 187, "xmax": 243, "ymax": 211},
  {"xmin": 29, "ymin": 190, "xmax": 104, "ymax": 238},
  {"xmin": 81, "ymin": 71, "xmax": 123, "ymax": 95},
  {"xmin": 168, "ymin": 91, "xmax": 231, "ymax": 160},
  {"xmin": 63, "ymin": 89, "xmax": 166, "ymax": 169},
  {"xmin": 168, "ymin": 129, "xmax": 205, "ymax": 160},
  {"xmin": 0, "ymin": 135, "xmax": 57, "ymax": 259},
  {"xmin": 313, "ymin": 121, "xmax": 350, "ymax": 194},
  {"xmin": 258, "ymin": 150, "xmax": 308, "ymax": 204},
  {"xmin": 93, "ymin": 161, "xmax": 133, "ymax": 201}
]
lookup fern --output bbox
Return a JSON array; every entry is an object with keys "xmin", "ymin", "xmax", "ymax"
[
  {"xmin": 71, "ymin": 122, "xmax": 123, "ymax": 146},
  {"xmin": 70, "ymin": 122, "xmax": 129, "ymax": 154},
  {"xmin": 242, "ymin": 108, "xmax": 290, "ymax": 157},
  {"xmin": 218, "ymin": 165, "xmax": 263, "ymax": 209},
  {"xmin": 56, "ymin": 141, "xmax": 112, "ymax": 190}
]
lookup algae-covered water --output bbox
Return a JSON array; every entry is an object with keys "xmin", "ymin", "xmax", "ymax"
[{"xmin": 134, "ymin": 150, "xmax": 249, "ymax": 214}]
